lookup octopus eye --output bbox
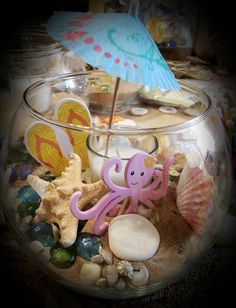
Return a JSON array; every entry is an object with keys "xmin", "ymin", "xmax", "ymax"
[
  {"xmin": 141, "ymin": 172, "xmax": 144, "ymax": 176},
  {"xmin": 131, "ymin": 171, "xmax": 135, "ymax": 176}
]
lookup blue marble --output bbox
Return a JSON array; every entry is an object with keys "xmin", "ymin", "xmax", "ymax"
[
  {"xmin": 17, "ymin": 202, "xmax": 39, "ymax": 218},
  {"xmin": 76, "ymin": 232, "xmax": 101, "ymax": 261},
  {"xmin": 16, "ymin": 185, "xmax": 41, "ymax": 204},
  {"xmin": 27, "ymin": 222, "xmax": 56, "ymax": 248}
]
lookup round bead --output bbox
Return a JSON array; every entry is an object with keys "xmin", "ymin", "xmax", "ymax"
[
  {"xmin": 50, "ymin": 247, "xmax": 75, "ymax": 268},
  {"xmin": 17, "ymin": 202, "xmax": 39, "ymax": 218},
  {"xmin": 27, "ymin": 222, "xmax": 56, "ymax": 248},
  {"xmin": 16, "ymin": 185, "xmax": 41, "ymax": 204},
  {"xmin": 76, "ymin": 232, "xmax": 101, "ymax": 261},
  {"xmin": 159, "ymin": 106, "xmax": 177, "ymax": 114},
  {"xmin": 130, "ymin": 107, "xmax": 149, "ymax": 116}
]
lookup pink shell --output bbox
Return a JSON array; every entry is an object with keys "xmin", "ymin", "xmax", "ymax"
[{"xmin": 176, "ymin": 165, "xmax": 214, "ymax": 234}]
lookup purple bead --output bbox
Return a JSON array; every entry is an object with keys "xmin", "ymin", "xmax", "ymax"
[
  {"xmin": 18, "ymin": 165, "xmax": 33, "ymax": 180},
  {"xmin": 9, "ymin": 168, "xmax": 18, "ymax": 183}
]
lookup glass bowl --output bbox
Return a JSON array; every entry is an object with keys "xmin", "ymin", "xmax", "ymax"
[{"xmin": 0, "ymin": 71, "xmax": 232, "ymax": 299}]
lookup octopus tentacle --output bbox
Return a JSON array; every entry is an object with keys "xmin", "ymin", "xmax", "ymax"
[
  {"xmin": 143, "ymin": 169, "xmax": 162, "ymax": 193},
  {"xmin": 139, "ymin": 197, "xmax": 156, "ymax": 209},
  {"xmin": 125, "ymin": 198, "xmax": 138, "ymax": 214},
  {"xmin": 151, "ymin": 157, "xmax": 176, "ymax": 200},
  {"xmin": 70, "ymin": 191, "xmax": 120, "ymax": 220},
  {"xmin": 102, "ymin": 157, "xmax": 127, "ymax": 193},
  {"xmin": 93, "ymin": 194, "xmax": 126, "ymax": 235},
  {"xmin": 70, "ymin": 191, "xmax": 82, "ymax": 218},
  {"xmin": 108, "ymin": 203, "xmax": 122, "ymax": 216}
]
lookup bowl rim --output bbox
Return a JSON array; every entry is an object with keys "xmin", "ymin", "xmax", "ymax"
[
  {"xmin": 23, "ymin": 71, "xmax": 212, "ymax": 136},
  {"xmin": 86, "ymin": 135, "xmax": 159, "ymax": 160}
]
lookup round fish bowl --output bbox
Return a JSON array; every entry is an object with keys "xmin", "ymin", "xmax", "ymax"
[{"xmin": 0, "ymin": 71, "xmax": 232, "ymax": 299}]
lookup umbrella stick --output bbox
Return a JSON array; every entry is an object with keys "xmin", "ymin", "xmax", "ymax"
[
  {"xmin": 105, "ymin": 77, "xmax": 121, "ymax": 156},
  {"xmin": 108, "ymin": 77, "xmax": 121, "ymax": 129}
]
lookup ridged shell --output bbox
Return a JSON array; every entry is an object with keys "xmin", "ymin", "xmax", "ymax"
[{"xmin": 176, "ymin": 164, "xmax": 214, "ymax": 234}]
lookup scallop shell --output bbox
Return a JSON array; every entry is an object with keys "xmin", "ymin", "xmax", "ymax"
[{"xmin": 176, "ymin": 164, "xmax": 214, "ymax": 234}]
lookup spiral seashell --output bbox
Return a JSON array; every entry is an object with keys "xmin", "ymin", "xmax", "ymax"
[
  {"xmin": 117, "ymin": 260, "xmax": 134, "ymax": 279},
  {"xmin": 129, "ymin": 262, "xmax": 149, "ymax": 287}
]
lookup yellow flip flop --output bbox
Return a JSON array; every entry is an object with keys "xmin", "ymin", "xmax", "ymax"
[
  {"xmin": 54, "ymin": 98, "xmax": 92, "ymax": 170},
  {"xmin": 24, "ymin": 121, "xmax": 72, "ymax": 176}
]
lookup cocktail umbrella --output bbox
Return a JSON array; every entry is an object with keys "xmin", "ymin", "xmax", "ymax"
[{"xmin": 47, "ymin": 0, "xmax": 180, "ymax": 129}]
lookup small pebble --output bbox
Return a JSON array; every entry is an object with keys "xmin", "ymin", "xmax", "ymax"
[
  {"xmin": 39, "ymin": 249, "xmax": 51, "ymax": 262},
  {"xmin": 114, "ymin": 278, "xmax": 126, "ymax": 290},
  {"xmin": 30, "ymin": 240, "xmax": 44, "ymax": 255},
  {"xmin": 80, "ymin": 263, "xmax": 101, "ymax": 286},
  {"xmin": 130, "ymin": 107, "xmax": 148, "ymax": 116},
  {"xmin": 159, "ymin": 106, "xmax": 177, "ymax": 114},
  {"xmin": 95, "ymin": 277, "xmax": 108, "ymax": 288}
]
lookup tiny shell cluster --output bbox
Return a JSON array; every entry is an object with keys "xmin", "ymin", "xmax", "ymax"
[{"xmin": 7, "ymin": 140, "xmax": 223, "ymax": 293}]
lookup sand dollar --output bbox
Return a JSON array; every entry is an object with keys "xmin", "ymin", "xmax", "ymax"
[{"xmin": 108, "ymin": 214, "xmax": 160, "ymax": 261}]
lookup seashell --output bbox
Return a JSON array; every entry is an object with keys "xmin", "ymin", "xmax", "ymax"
[
  {"xmin": 99, "ymin": 247, "xmax": 113, "ymax": 265},
  {"xmin": 176, "ymin": 164, "xmax": 214, "ymax": 234},
  {"xmin": 80, "ymin": 263, "xmax": 101, "ymax": 286},
  {"xmin": 172, "ymin": 152, "xmax": 187, "ymax": 172},
  {"xmin": 91, "ymin": 254, "xmax": 104, "ymax": 264},
  {"xmin": 117, "ymin": 260, "xmax": 134, "ymax": 279},
  {"xmin": 129, "ymin": 262, "xmax": 149, "ymax": 287},
  {"xmin": 102, "ymin": 265, "xmax": 119, "ymax": 286},
  {"xmin": 95, "ymin": 277, "xmax": 108, "ymax": 288},
  {"xmin": 169, "ymin": 167, "xmax": 180, "ymax": 177},
  {"xmin": 114, "ymin": 278, "xmax": 127, "ymax": 290},
  {"xmin": 136, "ymin": 204, "xmax": 153, "ymax": 218}
]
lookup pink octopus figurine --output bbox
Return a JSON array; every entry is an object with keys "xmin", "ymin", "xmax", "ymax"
[{"xmin": 70, "ymin": 152, "xmax": 175, "ymax": 235}]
